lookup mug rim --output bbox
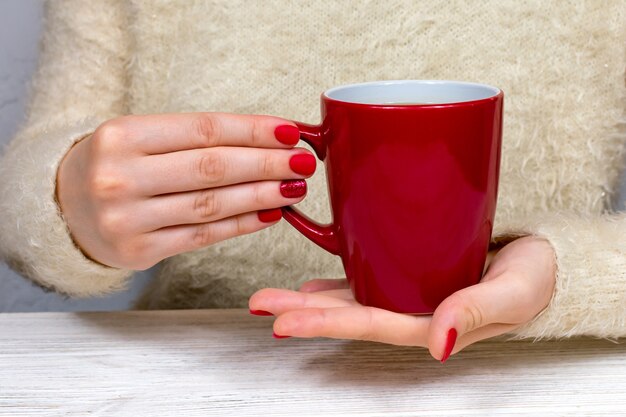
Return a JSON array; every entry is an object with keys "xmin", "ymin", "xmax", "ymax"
[{"xmin": 322, "ymin": 80, "xmax": 503, "ymax": 107}]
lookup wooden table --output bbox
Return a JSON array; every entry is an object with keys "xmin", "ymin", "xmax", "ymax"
[{"xmin": 0, "ymin": 310, "xmax": 624, "ymax": 416}]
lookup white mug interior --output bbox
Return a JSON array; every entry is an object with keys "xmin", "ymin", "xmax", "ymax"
[{"xmin": 324, "ymin": 80, "xmax": 501, "ymax": 105}]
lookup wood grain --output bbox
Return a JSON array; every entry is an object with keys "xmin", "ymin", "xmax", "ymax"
[{"xmin": 0, "ymin": 310, "xmax": 624, "ymax": 416}]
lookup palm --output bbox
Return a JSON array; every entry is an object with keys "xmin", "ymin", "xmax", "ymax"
[{"xmin": 249, "ymin": 236, "xmax": 556, "ymax": 361}]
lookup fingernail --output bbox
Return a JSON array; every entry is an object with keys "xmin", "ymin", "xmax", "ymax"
[
  {"xmin": 273, "ymin": 332, "xmax": 291, "ymax": 339},
  {"xmin": 441, "ymin": 328, "xmax": 457, "ymax": 363},
  {"xmin": 280, "ymin": 179, "xmax": 307, "ymax": 198},
  {"xmin": 289, "ymin": 153, "xmax": 316, "ymax": 175},
  {"xmin": 257, "ymin": 208, "xmax": 282, "ymax": 223},
  {"xmin": 249, "ymin": 309, "xmax": 273, "ymax": 316},
  {"xmin": 274, "ymin": 125, "xmax": 300, "ymax": 145}
]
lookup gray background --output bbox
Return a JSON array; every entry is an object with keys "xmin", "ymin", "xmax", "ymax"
[{"xmin": 0, "ymin": 1, "xmax": 625, "ymax": 312}]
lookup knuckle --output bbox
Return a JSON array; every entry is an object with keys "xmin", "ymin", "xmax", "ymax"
[
  {"xmin": 309, "ymin": 309, "xmax": 327, "ymax": 336},
  {"xmin": 96, "ymin": 209, "xmax": 128, "ymax": 238},
  {"xmin": 250, "ymin": 117, "xmax": 264, "ymax": 147},
  {"xmin": 462, "ymin": 303, "xmax": 485, "ymax": 331},
  {"xmin": 356, "ymin": 309, "xmax": 376, "ymax": 341},
  {"xmin": 234, "ymin": 215, "xmax": 246, "ymax": 236},
  {"xmin": 444, "ymin": 294, "xmax": 485, "ymax": 332},
  {"xmin": 114, "ymin": 239, "xmax": 152, "ymax": 270},
  {"xmin": 192, "ymin": 223, "xmax": 216, "ymax": 247},
  {"xmin": 196, "ymin": 152, "xmax": 227, "ymax": 186},
  {"xmin": 87, "ymin": 166, "xmax": 128, "ymax": 201},
  {"xmin": 252, "ymin": 183, "xmax": 266, "ymax": 206},
  {"xmin": 92, "ymin": 120, "xmax": 126, "ymax": 153},
  {"xmin": 193, "ymin": 114, "xmax": 221, "ymax": 147},
  {"xmin": 258, "ymin": 153, "xmax": 275, "ymax": 178},
  {"xmin": 193, "ymin": 189, "xmax": 220, "ymax": 220}
]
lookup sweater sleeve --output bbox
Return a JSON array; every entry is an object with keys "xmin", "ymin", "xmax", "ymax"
[
  {"xmin": 493, "ymin": 211, "xmax": 626, "ymax": 339},
  {"xmin": 0, "ymin": 1, "xmax": 133, "ymax": 297}
]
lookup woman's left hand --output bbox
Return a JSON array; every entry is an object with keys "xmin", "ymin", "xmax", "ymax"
[{"xmin": 249, "ymin": 235, "xmax": 556, "ymax": 362}]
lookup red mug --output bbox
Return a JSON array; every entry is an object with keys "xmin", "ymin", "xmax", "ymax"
[{"xmin": 283, "ymin": 80, "xmax": 503, "ymax": 314}]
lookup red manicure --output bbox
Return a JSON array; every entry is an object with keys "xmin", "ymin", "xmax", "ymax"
[
  {"xmin": 289, "ymin": 153, "xmax": 316, "ymax": 175},
  {"xmin": 441, "ymin": 328, "xmax": 457, "ymax": 363},
  {"xmin": 249, "ymin": 309, "xmax": 273, "ymax": 316},
  {"xmin": 280, "ymin": 179, "xmax": 307, "ymax": 198},
  {"xmin": 257, "ymin": 208, "xmax": 282, "ymax": 223},
  {"xmin": 273, "ymin": 332, "xmax": 291, "ymax": 339},
  {"xmin": 274, "ymin": 125, "xmax": 300, "ymax": 145}
]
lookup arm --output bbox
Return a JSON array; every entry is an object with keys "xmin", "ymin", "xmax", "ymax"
[
  {"xmin": 0, "ymin": 1, "xmax": 132, "ymax": 296},
  {"xmin": 500, "ymin": 211, "xmax": 626, "ymax": 339}
]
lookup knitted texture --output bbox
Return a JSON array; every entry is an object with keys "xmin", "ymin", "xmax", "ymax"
[
  {"xmin": 0, "ymin": 120, "xmax": 133, "ymax": 296},
  {"xmin": 1, "ymin": 1, "xmax": 625, "ymax": 338},
  {"xmin": 0, "ymin": 1, "xmax": 133, "ymax": 295},
  {"xmin": 499, "ymin": 212, "xmax": 626, "ymax": 339}
]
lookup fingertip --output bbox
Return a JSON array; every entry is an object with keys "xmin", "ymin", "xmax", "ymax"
[
  {"xmin": 272, "ymin": 313, "xmax": 294, "ymax": 337},
  {"xmin": 257, "ymin": 208, "xmax": 283, "ymax": 223},
  {"xmin": 440, "ymin": 328, "xmax": 458, "ymax": 363},
  {"xmin": 250, "ymin": 309, "xmax": 274, "ymax": 316},
  {"xmin": 280, "ymin": 179, "xmax": 307, "ymax": 199},
  {"xmin": 428, "ymin": 300, "xmax": 461, "ymax": 360},
  {"xmin": 248, "ymin": 287, "xmax": 277, "ymax": 312},
  {"xmin": 274, "ymin": 124, "xmax": 300, "ymax": 146},
  {"xmin": 274, "ymin": 308, "xmax": 323, "ymax": 339},
  {"xmin": 247, "ymin": 290, "xmax": 263, "ymax": 311},
  {"xmin": 428, "ymin": 316, "xmax": 458, "ymax": 362},
  {"xmin": 289, "ymin": 152, "xmax": 317, "ymax": 176}
]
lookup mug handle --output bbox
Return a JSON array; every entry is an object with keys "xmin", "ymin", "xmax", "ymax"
[{"xmin": 281, "ymin": 122, "xmax": 340, "ymax": 255}]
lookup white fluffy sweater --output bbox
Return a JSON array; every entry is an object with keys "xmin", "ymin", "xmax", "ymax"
[{"xmin": 0, "ymin": 0, "xmax": 624, "ymax": 339}]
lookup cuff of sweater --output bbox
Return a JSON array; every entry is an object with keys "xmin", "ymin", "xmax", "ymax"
[
  {"xmin": 0, "ymin": 119, "xmax": 132, "ymax": 297},
  {"xmin": 492, "ymin": 213, "xmax": 626, "ymax": 340}
]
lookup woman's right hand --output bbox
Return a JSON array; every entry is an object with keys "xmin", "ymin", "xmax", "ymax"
[{"xmin": 56, "ymin": 113, "xmax": 314, "ymax": 270}]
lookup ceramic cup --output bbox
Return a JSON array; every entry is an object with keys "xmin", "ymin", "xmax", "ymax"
[{"xmin": 283, "ymin": 80, "xmax": 503, "ymax": 314}]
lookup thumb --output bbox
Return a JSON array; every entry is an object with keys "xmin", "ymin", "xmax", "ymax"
[{"xmin": 428, "ymin": 272, "xmax": 524, "ymax": 362}]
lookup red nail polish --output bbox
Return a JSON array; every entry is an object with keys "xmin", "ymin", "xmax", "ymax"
[
  {"xmin": 274, "ymin": 125, "xmax": 300, "ymax": 145},
  {"xmin": 250, "ymin": 309, "xmax": 273, "ymax": 316},
  {"xmin": 441, "ymin": 328, "xmax": 457, "ymax": 363},
  {"xmin": 280, "ymin": 179, "xmax": 307, "ymax": 198},
  {"xmin": 273, "ymin": 332, "xmax": 291, "ymax": 339},
  {"xmin": 289, "ymin": 153, "xmax": 316, "ymax": 175},
  {"xmin": 257, "ymin": 208, "xmax": 282, "ymax": 223}
]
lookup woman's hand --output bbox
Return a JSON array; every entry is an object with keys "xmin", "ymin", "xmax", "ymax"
[
  {"xmin": 249, "ymin": 236, "xmax": 557, "ymax": 362},
  {"xmin": 56, "ymin": 113, "xmax": 313, "ymax": 269}
]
